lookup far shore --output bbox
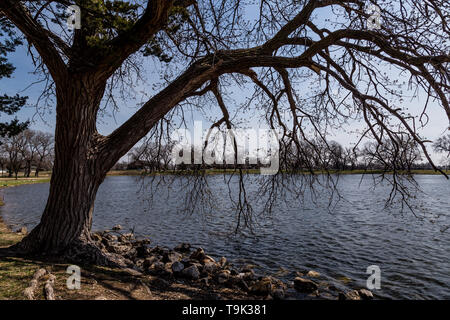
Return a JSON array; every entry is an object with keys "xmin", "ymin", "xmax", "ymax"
[{"xmin": 1, "ymin": 168, "xmax": 446, "ymax": 189}]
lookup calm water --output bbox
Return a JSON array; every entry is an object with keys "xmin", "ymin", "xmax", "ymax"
[{"xmin": 1, "ymin": 174, "xmax": 449, "ymax": 299}]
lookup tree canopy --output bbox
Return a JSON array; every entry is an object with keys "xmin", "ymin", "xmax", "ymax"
[{"xmin": 0, "ymin": 16, "xmax": 29, "ymax": 138}]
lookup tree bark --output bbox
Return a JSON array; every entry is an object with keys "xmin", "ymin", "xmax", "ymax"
[
  {"xmin": 17, "ymin": 162, "xmax": 104, "ymax": 253},
  {"xmin": 14, "ymin": 78, "xmax": 110, "ymax": 260}
]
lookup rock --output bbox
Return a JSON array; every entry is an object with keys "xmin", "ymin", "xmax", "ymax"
[
  {"xmin": 190, "ymin": 248, "xmax": 206, "ymax": 261},
  {"xmin": 272, "ymin": 288, "xmax": 285, "ymax": 300},
  {"xmin": 249, "ymin": 276, "xmax": 285, "ymax": 298},
  {"xmin": 203, "ymin": 255, "xmax": 216, "ymax": 264},
  {"xmin": 230, "ymin": 269, "xmax": 238, "ymax": 276},
  {"xmin": 119, "ymin": 233, "xmax": 134, "ymax": 243},
  {"xmin": 181, "ymin": 265, "xmax": 200, "ymax": 280},
  {"xmin": 112, "ymin": 225, "xmax": 122, "ymax": 231},
  {"xmin": 202, "ymin": 262, "xmax": 218, "ymax": 274},
  {"xmin": 135, "ymin": 239, "xmax": 151, "ymax": 245},
  {"xmin": 237, "ymin": 270, "xmax": 256, "ymax": 281},
  {"xmin": 228, "ymin": 275, "xmax": 248, "ymax": 290},
  {"xmin": 217, "ymin": 270, "xmax": 230, "ymax": 284},
  {"xmin": 107, "ymin": 244, "xmax": 130, "ymax": 254},
  {"xmin": 103, "ymin": 234, "xmax": 118, "ymax": 242},
  {"xmin": 101, "ymin": 238, "xmax": 111, "ymax": 248},
  {"xmin": 294, "ymin": 277, "xmax": 318, "ymax": 293},
  {"xmin": 164, "ymin": 263, "xmax": 174, "ymax": 275},
  {"xmin": 172, "ymin": 261, "xmax": 185, "ymax": 273},
  {"xmin": 16, "ymin": 227, "xmax": 27, "ymax": 235},
  {"xmin": 306, "ymin": 270, "xmax": 320, "ymax": 278},
  {"xmin": 163, "ymin": 251, "xmax": 182, "ymax": 263},
  {"xmin": 174, "ymin": 242, "xmax": 191, "ymax": 253},
  {"xmin": 143, "ymin": 256, "xmax": 159, "ymax": 270},
  {"xmin": 180, "ymin": 258, "xmax": 192, "ymax": 266},
  {"xmin": 136, "ymin": 245, "xmax": 151, "ymax": 258},
  {"xmin": 219, "ymin": 257, "xmax": 227, "ymax": 267},
  {"xmin": 249, "ymin": 277, "xmax": 274, "ymax": 296},
  {"xmin": 124, "ymin": 248, "xmax": 138, "ymax": 260},
  {"xmin": 199, "ymin": 277, "xmax": 209, "ymax": 286},
  {"xmin": 345, "ymin": 290, "xmax": 362, "ymax": 300},
  {"xmin": 358, "ymin": 289, "xmax": 374, "ymax": 300},
  {"xmin": 150, "ymin": 246, "xmax": 166, "ymax": 255},
  {"xmin": 149, "ymin": 262, "xmax": 166, "ymax": 273},
  {"xmin": 91, "ymin": 233, "xmax": 102, "ymax": 242},
  {"xmin": 338, "ymin": 292, "xmax": 347, "ymax": 300}
]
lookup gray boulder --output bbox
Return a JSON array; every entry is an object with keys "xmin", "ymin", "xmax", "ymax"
[
  {"xmin": 163, "ymin": 251, "xmax": 182, "ymax": 263},
  {"xmin": 172, "ymin": 261, "xmax": 185, "ymax": 273},
  {"xmin": 182, "ymin": 265, "xmax": 200, "ymax": 280}
]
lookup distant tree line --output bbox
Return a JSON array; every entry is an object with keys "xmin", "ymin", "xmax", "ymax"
[
  {"xmin": 0, "ymin": 129, "xmax": 54, "ymax": 178},
  {"xmin": 114, "ymin": 133, "xmax": 449, "ymax": 173}
]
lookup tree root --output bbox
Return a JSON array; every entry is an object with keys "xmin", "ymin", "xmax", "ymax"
[
  {"xmin": 63, "ymin": 240, "xmax": 132, "ymax": 268},
  {"xmin": 44, "ymin": 274, "xmax": 56, "ymax": 300},
  {"xmin": 6, "ymin": 231, "xmax": 132, "ymax": 269},
  {"xmin": 24, "ymin": 268, "xmax": 47, "ymax": 300}
]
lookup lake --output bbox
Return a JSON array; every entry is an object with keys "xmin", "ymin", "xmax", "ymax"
[{"xmin": 1, "ymin": 174, "xmax": 449, "ymax": 299}]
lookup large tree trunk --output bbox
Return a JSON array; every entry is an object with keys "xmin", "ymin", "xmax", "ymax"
[
  {"xmin": 13, "ymin": 78, "xmax": 113, "ymax": 263},
  {"xmin": 17, "ymin": 161, "xmax": 104, "ymax": 254}
]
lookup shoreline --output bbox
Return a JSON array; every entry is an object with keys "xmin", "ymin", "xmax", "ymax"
[
  {"xmin": 0, "ymin": 188, "xmax": 372, "ymax": 300},
  {"xmin": 1, "ymin": 168, "xmax": 447, "ymax": 182},
  {"xmin": 0, "ymin": 219, "xmax": 373, "ymax": 300}
]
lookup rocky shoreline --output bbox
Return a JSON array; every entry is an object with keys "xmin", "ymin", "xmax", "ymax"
[{"xmin": 92, "ymin": 225, "xmax": 374, "ymax": 300}]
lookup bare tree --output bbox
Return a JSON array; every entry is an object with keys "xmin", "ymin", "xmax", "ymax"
[
  {"xmin": 0, "ymin": 150, "xmax": 7, "ymax": 177},
  {"xmin": 0, "ymin": 0, "xmax": 448, "ymax": 263},
  {"xmin": 20, "ymin": 130, "xmax": 37, "ymax": 177},
  {"xmin": 433, "ymin": 134, "xmax": 450, "ymax": 168},
  {"xmin": 433, "ymin": 134, "xmax": 450, "ymax": 157},
  {"xmin": 362, "ymin": 135, "xmax": 422, "ymax": 172},
  {"xmin": 1, "ymin": 133, "xmax": 25, "ymax": 179},
  {"xmin": 33, "ymin": 131, "xmax": 54, "ymax": 177}
]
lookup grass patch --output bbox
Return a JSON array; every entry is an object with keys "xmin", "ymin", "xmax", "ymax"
[
  {"xmin": 0, "ymin": 176, "xmax": 51, "ymax": 188},
  {"xmin": 0, "ymin": 221, "xmax": 153, "ymax": 300},
  {"xmin": 0, "ymin": 214, "xmax": 24, "ymax": 247}
]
